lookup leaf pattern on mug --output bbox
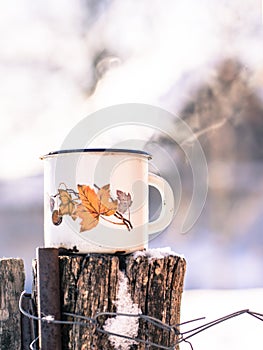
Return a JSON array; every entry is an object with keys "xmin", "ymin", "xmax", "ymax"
[
  {"xmin": 116, "ymin": 190, "xmax": 133, "ymax": 214},
  {"xmin": 78, "ymin": 184, "xmax": 118, "ymax": 217},
  {"xmin": 51, "ymin": 183, "xmax": 133, "ymax": 232},
  {"xmin": 73, "ymin": 204, "xmax": 98, "ymax": 232},
  {"xmin": 58, "ymin": 189, "xmax": 78, "ymax": 218}
]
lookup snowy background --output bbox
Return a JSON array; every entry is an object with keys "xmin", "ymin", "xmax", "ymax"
[{"xmin": 1, "ymin": 1, "xmax": 263, "ymax": 348}]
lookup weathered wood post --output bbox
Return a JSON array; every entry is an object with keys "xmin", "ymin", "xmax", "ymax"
[
  {"xmin": 58, "ymin": 250, "xmax": 186, "ymax": 349},
  {"xmin": 0, "ymin": 258, "xmax": 25, "ymax": 350}
]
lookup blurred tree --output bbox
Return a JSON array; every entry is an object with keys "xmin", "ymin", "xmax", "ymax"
[
  {"xmin": 152, "ymin": 58, "xmax": 263, "ymax": 237},
  {"xmin": 180, "ymin": 58, "xmax": 263, "ymax": 161}
]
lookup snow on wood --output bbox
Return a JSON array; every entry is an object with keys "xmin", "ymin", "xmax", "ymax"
[
  {"xmin": 104, "ymin": 271, "xmax": 142, "ymax": 349},
  {"xmin": 133, "ymin": 247, "xmax": 185, "ymax": 260}
]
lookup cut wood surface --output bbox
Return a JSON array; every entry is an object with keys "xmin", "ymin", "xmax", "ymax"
[
  {"xmin": 0, "ymin": 258, "xmax": 25, "ymax": 350},
  {"xmin": 59, "ymin": 251, "xmax": 186, "ymax": 350}
]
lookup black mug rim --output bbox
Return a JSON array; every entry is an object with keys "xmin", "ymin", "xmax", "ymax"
[{"xmin": 41, "ymin": 148, "xmax": 151, "ymax": 159}]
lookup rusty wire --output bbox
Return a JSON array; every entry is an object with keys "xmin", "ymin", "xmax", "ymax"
[{"xmin": 19, "ymin": 291, "xmax": 263, "ymax": 350}]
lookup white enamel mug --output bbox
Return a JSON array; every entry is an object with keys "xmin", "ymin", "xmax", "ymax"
[{"xmin": 41, "ymin": 149, "xmax": 174, "ymax": 253}]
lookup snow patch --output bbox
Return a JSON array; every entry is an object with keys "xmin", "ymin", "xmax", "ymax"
[
  {"xmin": 42, "ymin": 315, "xmax": 55, "ymax": 323},
  {"xmin": 104, "ymin": 271, "xmax": 141, "ymax": 350},
  {"xmin": 133, "ymin": 247, "xmax": 185, "ymax": 260}
]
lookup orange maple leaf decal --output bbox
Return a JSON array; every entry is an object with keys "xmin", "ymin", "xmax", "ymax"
[
  {"xmin": 77, "ymin": 184, "xmax": 118, "ymax": 231},
  {"xmin": 73, "ymin": 204, "xmax": 98, "ymax": 232}
]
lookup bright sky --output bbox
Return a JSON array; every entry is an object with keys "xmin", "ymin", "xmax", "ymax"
[{"xmin": 0, "ymin": 0, "xmax": 262, "ymax": 179}]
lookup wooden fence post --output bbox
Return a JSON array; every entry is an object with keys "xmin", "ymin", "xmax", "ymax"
[
  {"xmin": 58, "ymin": 251, "xmax": 186, "ymax": 349},
  {"xmin": 0, "ymin": 258, "xmax": 25, "ymax": 350}
]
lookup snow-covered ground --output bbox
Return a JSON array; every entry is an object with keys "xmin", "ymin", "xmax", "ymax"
[{"xmin": 180, "ymin": 288, "xmax": 263, "ymax": 350}]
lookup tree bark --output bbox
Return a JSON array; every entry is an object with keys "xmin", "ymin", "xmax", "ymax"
[
  {"xmin": 0, "ymin": 258, "xmax": 25, "ymax": 350},
  {"xmin": 59, "ymin": 252, "xmax": 186, "ymax": 350}
]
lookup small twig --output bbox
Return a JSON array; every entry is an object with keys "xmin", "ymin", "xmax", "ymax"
[
  {"xmin": 115, "ymin": 211, "xmax": 133, "ymax": 230},
  {"xmin": 100, "ymin": 215, "xmax": 129, "ymax": 228},
  {"xmin": 180, "ymin": 118, "xmax": 227, "ymax": 146},
  {"xmin": 52, "ymin": 186, "xmax": 79, "ymax": 199}
]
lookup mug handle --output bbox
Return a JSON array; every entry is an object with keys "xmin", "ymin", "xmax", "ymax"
[{"xmin": 148, "ymin": 173, "xmax": 174, "ymax": 235}]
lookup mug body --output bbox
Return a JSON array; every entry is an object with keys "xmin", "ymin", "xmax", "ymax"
[{"xmin": 42, "ymin": 149, "xmax": 151, "ymax": 253}]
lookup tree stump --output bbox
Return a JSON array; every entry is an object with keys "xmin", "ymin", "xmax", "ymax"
[
  {"xmin": 58, "ymin": 250, "xmax": 186, "ymax": 350},
  {"xmin": 0, "ymin": 258, "xmax": 25, "ymax": 350}
]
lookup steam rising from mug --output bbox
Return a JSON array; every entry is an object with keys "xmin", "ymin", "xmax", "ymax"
[{"xmin": 57, "ymin": 103, "xmax": 208, "ymax": 235}]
